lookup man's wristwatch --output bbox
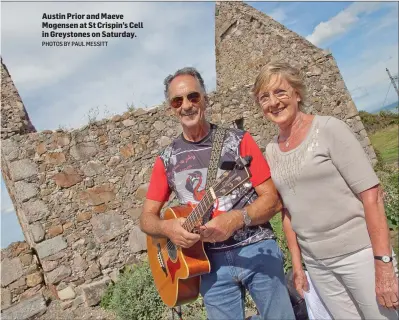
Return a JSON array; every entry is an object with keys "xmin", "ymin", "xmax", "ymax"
[
  {"xmin": 240, "ymin": 208, "xmax": 251, "ymax": 227},
  {"xmin": 374, "ymin": 255, "xmax": 393, "ymax": 263}
]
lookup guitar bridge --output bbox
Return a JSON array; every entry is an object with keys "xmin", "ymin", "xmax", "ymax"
[{"xmin": 156, "ymin": 243, "xmax": 168, "ymax": 276}]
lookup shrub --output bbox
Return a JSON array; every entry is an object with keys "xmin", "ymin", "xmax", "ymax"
[
  {"xmin": 373, "ymin": 148, "xmax": 386, "ymax": 172},
  {"xmin": 101, "ymin": 259, "xmax": 261, "ymax": 319},
  {"xmin": 270, "ymin": 214, "xmax": 292, "ymax": 273},
  {"xmin": 178, "ymin": 297, "xmax": 208, "ymax": 320},
  {"xmin": 99, "ymin": 282, "xmax": 115, "ymax": 310},
  {"xmin": 359, "ymin": 110, "xmax": 399, "ymax": 134},
  {"xmin": 373, "ymin": 143, "xmax": 399, "ymax": 231},
  {"xmin": 101, "ymin": 261, "xmax": 166, "ymax": 320},
  {"xmin": 101, "ymin": 260, "xmax": 209, "ymax": 320},
  {"xmin": 378, "ymin": 169, "xmax": 399, "ymax": 230}
]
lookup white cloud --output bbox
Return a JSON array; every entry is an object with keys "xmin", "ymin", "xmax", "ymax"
[
  {"xmin": 306, "ymin": 2, "xmax": 383, "ymax": 47},
  {"xmin": 268, "ymin": 7, "xmax": 288, "ymax": 24},
  {"xmin": 0, "ymin": 1, "xmax": 216, "ymax": 245},
  {"xmin": 1, "ymin": 2, "xmax": 216, "ymax": 131},
  {"xmin": 2, "ymin": 207, "xmax": 15, "ymax": 215},
  {"xmin": 364, "ymin": 5, "xmax": 399, "ymax": 37},
  {"xmin": 2, "ymin": 2, "xmax": 157, "ymax": 92},
  {"xmin": 265, "ymin": 4, "xmax": 300, "ymax": 27}
]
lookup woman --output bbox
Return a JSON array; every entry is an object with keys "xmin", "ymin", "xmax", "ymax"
[{"xmin": 252, "ymin": 61, "xmax": 398, "ymax": 319}]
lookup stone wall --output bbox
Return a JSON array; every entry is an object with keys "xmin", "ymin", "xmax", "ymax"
[
  {"xmin": 1, "ymin": 58, "xmax": 36, "ymax": 139},
  {"xmin": 214, "ymin": 1, "xmax": 376, "ymax": 163},
  {"xmin": 1, "ymin": 242, "xmax": 47, "ymax": 319},
  {"xmin": 0, "ymin": 88, "xmax": 375, "ymax": 315},
  {"xmin": 216, "ymin": 2, "xmax": 333, "ymax": 90},
  {"xmin": 0, "ymin": 106, "xmax": 184, "ymax": 312}
]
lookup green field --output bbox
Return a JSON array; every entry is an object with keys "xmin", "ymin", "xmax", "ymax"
[
  {"xmin": 370, "ymin": 124, "xmax": 399, "ymax": 166},
  {"xmin": 369, "ymin": 124, "xmax": 399, "ymax": 257}
]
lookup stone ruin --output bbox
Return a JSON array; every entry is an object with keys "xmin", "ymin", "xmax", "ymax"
[{"xmin": 1, "ymin": 2, "xmax": 376, "ymax": 319}]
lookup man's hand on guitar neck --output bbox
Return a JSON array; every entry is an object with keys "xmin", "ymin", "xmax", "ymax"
[
  {"xmin": 140, "ymin": 199, "xmax": 200, "ymax": 248},
  {"xmin": 163, "ymin": 217, "xmax": 201, "ymax": 248}
]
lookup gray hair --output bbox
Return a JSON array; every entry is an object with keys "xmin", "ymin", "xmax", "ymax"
[
  {"xmin": 252, "ymin": 61, "xmax": 307, "ymax": 109},
  {"xmin": 163, "ymin": 67, "xmax": 207, "ymax": 100}
]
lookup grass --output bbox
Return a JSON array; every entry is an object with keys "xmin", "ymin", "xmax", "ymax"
[
  {"xmin": 270, "ymin": 213, "xmax": 292, "ymax": 272},
  {"xmin": 369, "ymin": 124, "xmax": 398, "ymax": 257},
  {"xmin": 370, "ymin": 124, "xmax": 398, "ymax": 167},
  {"xmin": 270, "ymin": 214, "xmax": 282, "ymax": 231}
]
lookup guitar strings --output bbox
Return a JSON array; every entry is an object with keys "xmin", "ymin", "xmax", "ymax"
[
  {"xmin": 161, "ymin": 192, "xmax": 213, "ymax": 256},
  {"xmin": 166, "ymin": 171, "xmax": 240, "ymax": 251},
  {"xmin": 158, "ymin": 172, "xmax": 234, "ymax": 256},
  {"xmin": 180, "ymin": 171, "xmax": 234, "ymax": 232}
]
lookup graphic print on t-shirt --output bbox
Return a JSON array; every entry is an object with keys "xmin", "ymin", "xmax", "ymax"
[
  {"xmin": 170, "ymin": 147, "xmax": 236, "ymax": 212},
  {"xmin": 175, "ymin": 167, "xmax": 241, "ymax": 213},
  {"xmin": 185, "ymin": 170, "xmax": 206, "ymax": 201},
  {"xmin": 176, "ymin": 168, "xmax": 207, "ymax": 203}
]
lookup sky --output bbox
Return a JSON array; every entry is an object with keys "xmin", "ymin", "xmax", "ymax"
[{"xmin": 1, "ymin": 1, "xmax": 398, "ymax": 248}]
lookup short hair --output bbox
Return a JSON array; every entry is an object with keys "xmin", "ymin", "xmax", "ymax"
[
  {"xmin": 163, "ymin": 67, "xmax": 207, "ymax": 100},
  {"xmin": 252, "ymin": 61, "xmax": 306, "ymax": 108}
]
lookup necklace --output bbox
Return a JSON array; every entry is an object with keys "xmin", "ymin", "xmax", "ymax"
[{"xmin": 279, "ymin": 115, "xmax": 304, "ymax": 148}]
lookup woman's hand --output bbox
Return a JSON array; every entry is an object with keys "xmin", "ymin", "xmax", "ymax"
[
  {"xmin": 375, "ymin": 262, "xmax": 399, "ymax": 309},
  {"xmin": 293, "ymin": 268, "xmax": 310, "ymax": 298}
]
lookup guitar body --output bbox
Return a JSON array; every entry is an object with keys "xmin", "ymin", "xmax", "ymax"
[
  {"xmin": 147, "ymin": 161, "xmax": 252, "ymax": 307},
  {"xmin": 147, "ymin": 205, "xmax": 211, "ymax": 308}
]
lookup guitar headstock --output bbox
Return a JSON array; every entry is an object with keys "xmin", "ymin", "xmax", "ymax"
[
  {"xmin": 212, "ymin": 157, "xmax": 252, "ymax": 198},
  {"xmin": 182, "ymin": 157, "xmax": 253, "ymax": 231}
]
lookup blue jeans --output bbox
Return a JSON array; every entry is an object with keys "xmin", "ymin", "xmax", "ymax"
[{"xmin": 200, "ymin": 239, "xmax": 295, "ymax": 320}]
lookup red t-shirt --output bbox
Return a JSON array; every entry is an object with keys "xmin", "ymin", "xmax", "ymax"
[
  {"xmin": 145, "ymin": 125, "xmax": 275, "ymax": 250},
  {"xmin": 147, "ymin": 132, "xmax": 270, "ymax": 202}
]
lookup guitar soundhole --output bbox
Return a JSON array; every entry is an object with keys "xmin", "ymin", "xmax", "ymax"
[{"xmin": 167, "ymin": 240, "xmax": 177, "ymax": 261}]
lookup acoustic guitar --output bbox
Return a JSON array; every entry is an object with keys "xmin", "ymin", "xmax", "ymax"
[{"xmin": 147, "ymin": 157, "xmax": 252, "ymax": 307}]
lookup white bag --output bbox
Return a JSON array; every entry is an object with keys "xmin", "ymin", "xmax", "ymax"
[{"xmin": 303, "ymin": 271, "xmax": 333, "ymax": 320}]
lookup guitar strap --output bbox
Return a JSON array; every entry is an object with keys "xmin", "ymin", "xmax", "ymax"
[{"xmin": 202, "ymin": 125, "xmax": 227, "ymax": 224}]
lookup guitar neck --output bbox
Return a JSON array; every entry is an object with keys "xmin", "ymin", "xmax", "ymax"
[
  {"xmin": 181, "ymin": 190, "xmax": 215, "ymax": 232},
  {"xmin": 180, "ymin": 163, "xmax": 252, "ymax": 232}
]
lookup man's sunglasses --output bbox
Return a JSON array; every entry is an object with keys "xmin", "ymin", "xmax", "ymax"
[{"xmin": 169, "ymin": 92, "xmax": 202, "ymax": 109}]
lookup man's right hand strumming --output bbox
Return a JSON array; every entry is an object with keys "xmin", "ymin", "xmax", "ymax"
[{"xmin": 162, "ymin": 217, "xmax": 201, "ymax": 248}]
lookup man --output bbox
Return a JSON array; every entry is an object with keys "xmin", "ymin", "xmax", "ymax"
[{"xmin": 139, "ymin": 67, "xmax": 295, "ymax": 320}]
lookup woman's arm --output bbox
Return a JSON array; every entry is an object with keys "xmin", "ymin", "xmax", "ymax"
[
  {"xmin": 322, "ymin": 117, "xmax": 398, "ymax": 309},
  {"xmin": 282, "ymin": 208, "xmax": 309, "ymax": 298},
  {"xmin": 360, "ymin": 185, "xmax": 398, "ymax": 310}
]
